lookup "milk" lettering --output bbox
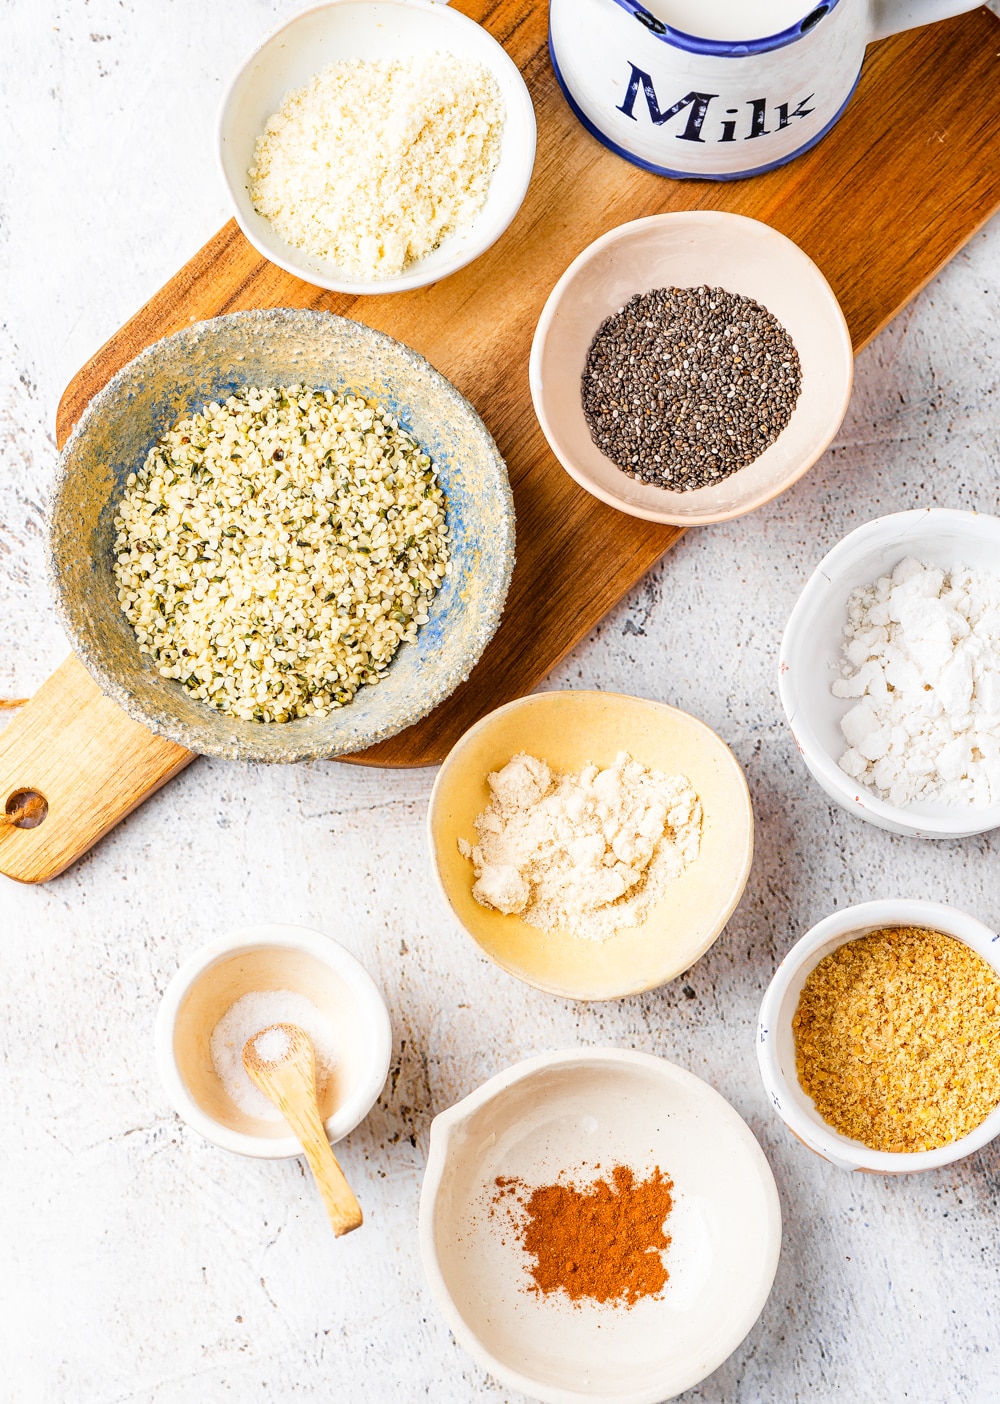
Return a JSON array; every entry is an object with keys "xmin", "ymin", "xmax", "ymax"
[{"xmin": 615, "ymin": 65, "xmax": 815, "ymax": 143}]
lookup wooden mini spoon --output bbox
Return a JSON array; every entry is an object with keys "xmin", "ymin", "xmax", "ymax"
[{"xmin": 243, "ymin": 1022, "xmax": 363, "ymax": 1238}]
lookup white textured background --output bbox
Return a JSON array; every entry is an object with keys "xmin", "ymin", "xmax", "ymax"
[{"xmin": 3, "ymin": 3, "xmax": 1000, "ymax": 1401}]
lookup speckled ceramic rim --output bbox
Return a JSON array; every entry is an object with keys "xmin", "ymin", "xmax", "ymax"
[
  {"xmin": 418, "ymin": 1047, "xmax": 782, "ymax": 1404},
  {"xmin": 529, "ymin": 210, "xmax": 854, "ymax": 526},
  {"xmin": 153, "ymin": 923, "xmax": 393, "ymax": 1161},
  {"xmin": 757, "ymin": 899, "xmax": 1000, "ymax": 1174},
  {"xmin": 426, "ymin": 689, "xmax": 754, "ymax": 1001},
  {"xmin": 49, "ymin": 308, "xmax": 514, "ymax": 763},
  {"xmin": 778, "ymin": 508, "xmax": 1000, "ymax": 838},
  {"xmin": 217, "ymin": 0, "xmax": 537, "ymax": 294}
]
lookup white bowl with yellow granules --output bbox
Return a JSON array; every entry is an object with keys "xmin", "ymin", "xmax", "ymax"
[
  {"xmin": 427, "ymin": 690, "xmax": 754, "ymax": 1001},
  {"xmin": 757, "ymin": 899, "xmax": 1000, "ymax": 1174},
  {"xmin": 218, "ymin": 1, "xmax": 536, "ymax": 293}
]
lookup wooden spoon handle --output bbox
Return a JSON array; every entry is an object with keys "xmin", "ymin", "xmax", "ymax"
[{"xmin": 279, "ymin": 1095, "xmax": 363, "ymax": 1238}]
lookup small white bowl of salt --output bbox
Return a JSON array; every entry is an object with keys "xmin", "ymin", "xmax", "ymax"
[
  {"xmin": 155, "ymin": 923, "xmax": 392, "ymax": 1159},
  {"xmin": 780, "ymin": 508, "xmax": 1000, "ymax": 839}
]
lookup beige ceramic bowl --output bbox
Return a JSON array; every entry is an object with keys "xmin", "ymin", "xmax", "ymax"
[
  {"xmin": 419, "ymin": 1048, "xmax": 782, "ymax": 1404},
  {"xmin": 529, "ymin": 211, "xmax": 853, "ymax": 525},
  {"xmin": 154, "ymin": 924, "xmax": 392, "ymax": 1159},
  {"xmin": 427, "ymin": 691, "xmax": 753, "ymax": 1000}
]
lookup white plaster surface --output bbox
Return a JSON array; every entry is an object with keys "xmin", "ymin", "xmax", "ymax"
[{"xmin": 2, "ymin": 3, "xmax": 1000, "ymax": 1401}]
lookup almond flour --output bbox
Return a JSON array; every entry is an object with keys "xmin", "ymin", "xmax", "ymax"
[
  {"xmin": 458, "ymin": 752, "xmax": 702, "ymax": 942},
  {"xmin": 248, "ymin": 54, "xmax": 505, "ymax": 281}
]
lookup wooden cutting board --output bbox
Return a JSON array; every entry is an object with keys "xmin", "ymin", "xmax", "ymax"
[{"xmin": 3, "ymin": 2, "xmax": 1000, "ymax": 883}]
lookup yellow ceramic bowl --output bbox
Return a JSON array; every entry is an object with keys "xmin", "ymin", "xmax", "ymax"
[{"xmin": 428, "ymin": 691, "xmax": 754, "ymax": 1000}]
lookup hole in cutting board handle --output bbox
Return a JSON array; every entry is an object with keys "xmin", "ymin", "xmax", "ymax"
[{"xmin": 3, "ymin": 789, "xmax": 49, "ymax": 829}]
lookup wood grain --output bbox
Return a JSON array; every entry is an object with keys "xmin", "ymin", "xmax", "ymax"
[
  {"xmin": 54, "ymin": 4, "xmax": 1000, "ymax": 774},
  {"xmin": 0, "ymin": 654, "xmax": 193, "ymax": 883},
  {"xmin": 10, "ymin": 0, "xmax": 992, "ymax": 879}
]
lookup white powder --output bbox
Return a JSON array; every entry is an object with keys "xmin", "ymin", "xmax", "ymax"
[
  {"xmin": 458, "ymin": 752, "xmax": 702, "ymax": 942},
  {"xmin": 832, "ymin": 556, "xmax": 1000, "ymax": 808},
  {"xmin": 210, "ymin": 990, "xmax": 339, "ymax": 1122},
  {"xmin": 248, "ymin": 54, "xmax": 505, "ymax": 281}
]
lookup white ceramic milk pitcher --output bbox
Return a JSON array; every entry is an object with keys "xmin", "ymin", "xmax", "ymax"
[{"xmin": 548, "ymin": 0, "xmax": 982, "ymax": 178}]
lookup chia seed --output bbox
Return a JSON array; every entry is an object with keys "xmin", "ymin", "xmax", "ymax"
[{"xmin": 581, "ymin": 285, "xmax": 802, "ymax": 491}]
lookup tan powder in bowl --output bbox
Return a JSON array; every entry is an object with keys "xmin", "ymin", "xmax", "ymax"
[
  {"xmin": 458, "ymin": 751, "xmax": 702, "ymax": 942},
  {"xmin": 793, "ymin": 925, "xmax": 1000, "ymax": 1153}
]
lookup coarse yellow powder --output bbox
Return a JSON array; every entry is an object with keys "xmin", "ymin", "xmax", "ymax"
[{"xmin": 793, "ymin": 925, "xmax": 1000, "ymax": 1154}]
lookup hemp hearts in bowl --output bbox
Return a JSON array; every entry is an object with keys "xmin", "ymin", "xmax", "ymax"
[
  {"xmin": 113, "ymin": 385, "xmax": 450, "ymax": 723},
  {"xmin": 51, "ymin": 309, "xmax": 513, "ymax": 764}
]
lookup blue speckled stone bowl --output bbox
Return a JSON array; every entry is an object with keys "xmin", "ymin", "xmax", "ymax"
[{"xmin": 50, "ymin": 309, "xmax": 515, "ymax": 763}]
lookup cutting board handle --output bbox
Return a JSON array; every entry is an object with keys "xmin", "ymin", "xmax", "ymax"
[{"xmin": 0, "ymin": 655, "xmax": 195, "ymax": 884}]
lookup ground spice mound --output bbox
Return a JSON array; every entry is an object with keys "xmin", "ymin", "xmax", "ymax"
[
  {"xmin": 793, "ymin": 925, "xmax": 1000, "ymax": 1153},
  {"xmin": 493, "ymin": 1165, "xmax": 674, "ymax": 1307}
]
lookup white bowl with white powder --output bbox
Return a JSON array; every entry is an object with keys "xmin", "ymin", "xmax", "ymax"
[
  {"xmin": 218, "ymin": 1, "xmax": 536, "ymax": 293},
  {"xmin": 155, "ymin": 924, "xmax": 392, "ymax": 1159},
  {"xmin": 779, "ymin": 508, "xmax": 1000, "ymax": 839}
]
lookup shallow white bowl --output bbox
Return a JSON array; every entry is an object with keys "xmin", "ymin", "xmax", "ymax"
[
  {"xmin": 419, "ymin": 1048, "xmax": 781, "ymax": 1404},
  {"xmin": 529, "ymin": 210, "xmax": 853, "ymax": 526},
  {"xmin": 779, "ymin": 507, "xmax": 1000, "ymax": 838},
  {"xmin": 154, "ymin": 923, "xmax": 392, "ymax": 1160},
  {"xmin": 218, "ymin": 0, "xmax": 536, "ymax": 294},
  {"xmin": 757, "ymin": 899, "xmax": 1000, "ymax": 1174}
]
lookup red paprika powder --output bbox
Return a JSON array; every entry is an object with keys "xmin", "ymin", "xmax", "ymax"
[{"xmin": 493, "ymin": 1164, "xmax": 674, "ymax": 1307}]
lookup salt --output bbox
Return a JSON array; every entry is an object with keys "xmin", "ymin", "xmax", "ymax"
[
  {"xmin": 210, "ymin": 990, "xmax": 339, "ymax": 1122},
  {"xmin": 252, "ymin": 1026, "xmax": 291, "ymax": 1064}
]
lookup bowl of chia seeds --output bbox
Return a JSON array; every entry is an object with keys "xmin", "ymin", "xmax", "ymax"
[{"xmin": 529, "ymin": 211, "xmax": 853, "ymax": 525}]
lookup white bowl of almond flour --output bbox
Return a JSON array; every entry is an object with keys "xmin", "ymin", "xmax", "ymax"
[
  {"xmin": 428, "ymin": 690, "xmax": 754, "ymax": 1000},
  {"xmin": 155, "ymin": 924, "xmax": 392, "ymax": 1159},
  {"xmin": 218, "ymin": 1, "xmax": 536, "ymax": 293},
  {"xmin": 780, "ymin": 508, "xmax": 1000, "ymax": 838}
]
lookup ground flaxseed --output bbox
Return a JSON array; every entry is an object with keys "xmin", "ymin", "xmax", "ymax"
[
  {"xmin": 793, "ymin": 925, "xmax": 1000, "ymax": 1154},
  {"xmin": 581, "ymin": 285, "xmax": 801, "ymax": 491}
]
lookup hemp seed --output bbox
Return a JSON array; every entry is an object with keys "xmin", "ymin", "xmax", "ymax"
[{"xmin": 112, "ymin": 385, "xmax": 450, "ymax": 723}]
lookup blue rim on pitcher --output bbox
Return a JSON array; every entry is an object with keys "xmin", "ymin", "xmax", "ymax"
[{"xmin": 611, "ymin": 0, "xmax": 845, "ymax": 57}]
